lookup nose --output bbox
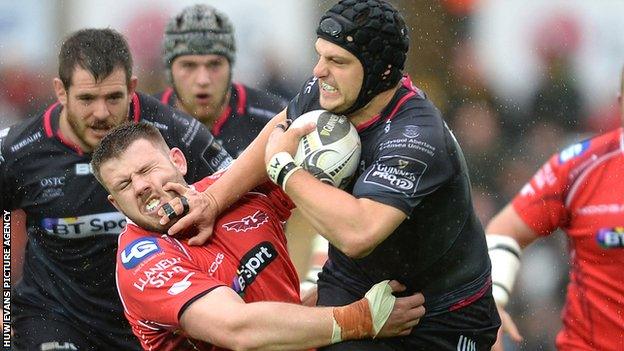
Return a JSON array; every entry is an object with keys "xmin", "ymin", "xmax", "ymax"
[
  {"xmin": 313, "ymin": 57, "xmax": 328, "ymax": 78},
  {"xmin": 131, "ymin": 174, "xmax": 152, "ymax": 199},
  {"xmin": 196, "ymin": 66, "xmax": 211, "ymax": 86},
  {"xmin": 92, "ymin": 99, "xmax": 110, "ymax": 120}
]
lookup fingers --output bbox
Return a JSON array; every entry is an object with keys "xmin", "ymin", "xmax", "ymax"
[
  {"xmin": 163, "ymin": 182, "xmax": 188, "ymax": 195},
  {"xmin": 387, "ymin": 280, "xmax": 406, "ymax": 293},
  {"xmin": 187, "ymin": 229, "xmax": 214, "ymax": 246},
  {"xmin": 500, "ymin": 310, "xmax": 523, "ymax": 342},
  {"xmin": 158, "ymin": 196, "xmax": 188, "ymax": 225}
]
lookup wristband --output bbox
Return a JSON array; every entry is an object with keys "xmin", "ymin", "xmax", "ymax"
[
  {"xmin": 266, "ymin": 152, "xmax": 297, "ymax": 187},
  {"xmin": 487, "ymin": 234, "xmax": 522, "ymax": 307}
]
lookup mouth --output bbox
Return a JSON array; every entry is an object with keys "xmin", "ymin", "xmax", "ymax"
[
  {"xmin": 320, "ymin": 81, "xmax": 338, "ymax": 96},
  {"xmin": 195, "ymin": 93, "xmax": 211, "ymax": 104},
  {"xmin": 89, "ymin": 126, "xmax": 112, "ymax": 138},
  {"xmin": 144, "ymin": 197, "xmax": 162, "ymax": 215}
]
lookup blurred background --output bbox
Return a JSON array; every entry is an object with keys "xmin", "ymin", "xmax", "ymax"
[{"xmin": 2, "ymin": 0, "xmax": 624, "ymax": 349}]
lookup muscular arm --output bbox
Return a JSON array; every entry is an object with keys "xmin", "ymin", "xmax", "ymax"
[
  {"xmin": 285, "ymin": 170, "xmax": 406, "ymax": 258},
  {"xmin": 208, "ymin": 110, "xmax": 288, "ymax": 211},
  {"xmin": 485, "ymin": 204, "xmax": 540, "ymax": 248},
  {"xmin": 181, "ymin": 287, "xmax": 334, "ymax": 351}
]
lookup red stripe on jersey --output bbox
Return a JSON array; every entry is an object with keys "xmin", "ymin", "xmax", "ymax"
[
  {"xmin": 56, "ymin": 130, "xmax": 84, "ymax": 156},
  {"xmin": 355, "ymin": 76, "xmax": 418, "ymax": 132},
  {"xmin": 43, "ymin": 102, "xmax": 60, "ymax": 137},
  {"xmin": 132, "ymin": 93, "xmax": 141, "ymax": 122},
  {"xmin": 161, "ymin": 87, "xmax": 174, "ymax": 105},
  {"xmin": 448, "ymin": 278, "xmax": 492, "ymax": 312},
  {"xmin": 211, "ymin": 104, "xmax": 232, "ymax": 137},
  {"xmin": 233, "ymin": 82, "xmax": 247, "ymax": 116}
]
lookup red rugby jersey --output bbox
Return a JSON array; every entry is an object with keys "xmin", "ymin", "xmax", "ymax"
[
  {"xmin": 116, "ymin": 175, "xmax": 300, "ymax": 351},
  {"xmin": 512, "ymin": 128, "xmax": 624, "ymax": 351}
]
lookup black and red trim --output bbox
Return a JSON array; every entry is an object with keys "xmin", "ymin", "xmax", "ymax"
[
  {"xmin": 211, "ymin": 83, "xmax": 247, "ymax": 137},
  {"xmin": 355, "ymin": 75, "xmax": 420, "ymax": 132}
]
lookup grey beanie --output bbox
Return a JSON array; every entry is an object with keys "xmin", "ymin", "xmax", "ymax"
[{"xmin": 163, "ymin": 4, "xmax": 236, "ymax": 69}]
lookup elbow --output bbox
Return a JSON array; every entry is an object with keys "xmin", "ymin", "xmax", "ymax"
[{"xmin": 336, "ymin": 230, "xmax": 378, "ymax": 259}]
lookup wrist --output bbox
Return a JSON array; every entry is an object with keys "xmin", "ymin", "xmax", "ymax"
[{"xmin": 266, "ymin": 152, "xmax": 302, "ymax": 190}]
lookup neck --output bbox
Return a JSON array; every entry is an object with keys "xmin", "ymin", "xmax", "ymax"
[
  {"xmin": 177, "ymin": 90, "xmax": 231, "ymax": 129},
  {"xmin": 347, "ymin": 84, "xmax": 401, "ymax": 128}
]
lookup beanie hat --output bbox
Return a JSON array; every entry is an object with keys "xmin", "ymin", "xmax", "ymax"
[{"xmin": 317, "ymin": 0, "xmax": 409, "ymax": 114}]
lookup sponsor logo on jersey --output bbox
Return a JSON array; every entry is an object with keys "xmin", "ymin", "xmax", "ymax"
[
  {"xmin": 456, "ymin": 335, "xmax": 476, "ymax": 351},
  {"xmin": 41, "ymin": 211, "xmax": 126, "ymax": 238},
  {"xmin": 10, "ymin": 131, "xmax": 42, "ymax": 153},
  {"xmin": 232, "ymin": 242, "xmax": 277, "ymax": 296},
  {"xmin": 402, "ymin": 125, "xmax": 421, "ymax": 139},
  {"xmin": 144, "ymin": 120, "xmax": 169, "ymax": 131},
  {"xmin": 39, "ymin": 176, "xmax": 66, "ymax": 199},
  {"xmin": 577, "ymin": 203, "xmax": 624, "ymax": 215},
  {"xmin": 167, "ymin": 272, "xmax": 195, "ymax": 295},
  {"xmin": 558, "ymin": 140, "xmax": 590, "ymax": 164},
  {"xmin": 378, "ymin": 137, "xmax": 435, "ymax": 157},
  {"xmin": 596, "ymin": 227, "xmax": 624, "ymax": 249},
  {"xmin": 121, "ymin": 237, "xmax": 162, "ymax": 269},
  {"xmin": 133, "ymin": 256, "xmax": 188, "ymax": 291},
  {"xmin": 75, "ymin": 163, "xmax": 93, "ymax": 175},
  {"xmin": 208, "ymin": 252, "xmax": 225, "ymax": 276},
  {"xmin": 222, "ymin": 211, "xmax": 269, "ymax": 233},
  {"xmin": 363, "ymin": 155, "xmax": 426, "ymax": 195},
  {"xmin": 304, "ymin": 77, "xmax": 318, "ymax": 95},
  {"xmin": 532, "ymin": 163, "xmax": 557, "ymax": 190}
]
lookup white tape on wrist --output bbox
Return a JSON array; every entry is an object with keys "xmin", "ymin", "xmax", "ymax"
[
  {"xmin": 266, "ymin": 152, "xmax": 296, "ymax": 186},
  {"xmin": 487, "ymin": 234, "xmax": 522, "ymax": 307},
  {"xmin": 366, "ymin": 280, "xmax": 395, "ymax": 337}
]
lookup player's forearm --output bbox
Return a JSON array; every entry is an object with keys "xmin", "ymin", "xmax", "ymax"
[
  {"xmin": 284, "ymin": 171, "xmax": 384, "ymax": 257},
  {"xmin": 218, "ymin": 302, "xmax": 334, "ymax": 351},
  {"xmin": 208, "ymin": 112, "xmax": 287, "ymax": 211}
]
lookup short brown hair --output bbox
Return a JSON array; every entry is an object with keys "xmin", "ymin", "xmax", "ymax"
[
  {"xmin": 59, "ymin": 28, "xmax": 133, "ymax": 89},
  {"xmin": 91, "ymin": 122, "xmax": 168, "ymax": 185}
]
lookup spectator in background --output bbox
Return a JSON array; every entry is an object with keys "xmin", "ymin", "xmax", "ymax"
[
  {"xmin": 155, "ymin": 4, "xmax": 287, "ymax": 157},
  {"xmin": 486, "ymin": 68, "xmax": 624, "ymax": 351}
]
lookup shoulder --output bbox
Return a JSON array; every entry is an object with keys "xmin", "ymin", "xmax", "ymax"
[
  {"xmin": 0, "ymin": 113, "xmax": 47, "ymax": 165},
  {"xmin": 238, "ymin": 84, "xmax": 288, "ymax": 113},
  {"xmin": 136, "ymin": 92, "xmax": 202, "ymax": 137}
]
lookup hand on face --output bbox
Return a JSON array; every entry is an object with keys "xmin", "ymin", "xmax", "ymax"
[{"xmin": 158, "ymin": 182, "xmax": 221, "ymax": 245}]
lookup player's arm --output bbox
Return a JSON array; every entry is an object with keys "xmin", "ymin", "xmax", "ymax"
[
  {"xmin": 284, "ymin": 171, "xmax": 405, "ymax": 258},
  {"xmin": 485, "ymin": 204, "xmax": 541, "ymax": 350},
  {"xmin": 180, "ymin": 281, "xmax": 425, "ymax": 351},
  {"xmin": 160, "ymin": 109, "xmax": 315, "ymax": 245}
]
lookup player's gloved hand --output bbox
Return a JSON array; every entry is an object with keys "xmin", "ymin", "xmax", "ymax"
[
  {"xmin": 158, "ymin": 182, "xmax": 221, "ymax": 246},
  {"xmin": 491, "ymin": 305, "xmax": 523, "ymax": 351},
  {"xmin": 331, "ymin": 280, "xmax": 425, "ymax": 343}
]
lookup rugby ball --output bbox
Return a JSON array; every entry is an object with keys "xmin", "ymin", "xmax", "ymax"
[{"xmin": 292, "ymin": 110, "xmax": 361, "ymax": 189}]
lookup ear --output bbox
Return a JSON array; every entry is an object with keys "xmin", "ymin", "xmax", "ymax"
[
  {"xmin": 128, "ymin": 75, "xmax": 139, "ymax": 98},
  {"xmin": 107, "ymin": 194, "xmax": 122, "ymax": 212},
  {"xmin": 53, "ymin": 78, "xmax": 68, "ymax": 106},
  {"xmin": 169, "ymin": 147, "xmax": 188, "ymax": 176}
]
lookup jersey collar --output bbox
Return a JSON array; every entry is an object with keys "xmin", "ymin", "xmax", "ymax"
[{"xmin": 355, "ymin": 75, "xmax": 423, "ymax": 133}]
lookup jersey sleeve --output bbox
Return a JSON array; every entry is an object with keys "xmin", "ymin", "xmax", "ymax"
[
  {"xmin": 286, "ymin": 77, "xmax": 322, "ymax": 120},
  {"xmin": 353, "ymin": 113, "xmax": 456, "ymax": 216},
  {"xmin": 511, "ymin": 151, "xmax": 572, "ymax": 236},
  {"xmin": 117, "ymin": 235, "xmax": 225, "ymax": 326}
]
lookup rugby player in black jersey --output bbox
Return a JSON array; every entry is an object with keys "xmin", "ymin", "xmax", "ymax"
[
  {"xmin": 155, "ymin": 4, "xmax": 320, "ymax": 284},
  {"xmin": 154, "ymin": 4, "xmax": 288, "ymax": 158},
  {"xmin": 0, "ymin": 28, "xmax": 232, "ymax": 350},
  {"xmin": 160, "ymin": 0, "xmax": 500, "ymax": 350}
]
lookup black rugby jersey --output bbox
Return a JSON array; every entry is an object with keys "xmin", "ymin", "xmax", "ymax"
[
  {"xmin": 0, "ymin": 92, "xmax": 232, "ymax": 349},
  {"xmin": 155, "ymin": 82, "xmax": 288, "ymax": 157},
  {"xmin": 288, "ymin": 76, "xmax": 491, "ymax": 315}
]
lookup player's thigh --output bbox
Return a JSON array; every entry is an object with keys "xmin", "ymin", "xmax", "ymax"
[{"xmin": 13, "ymin": 311, "xmax": 91, "ymax": 351}]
